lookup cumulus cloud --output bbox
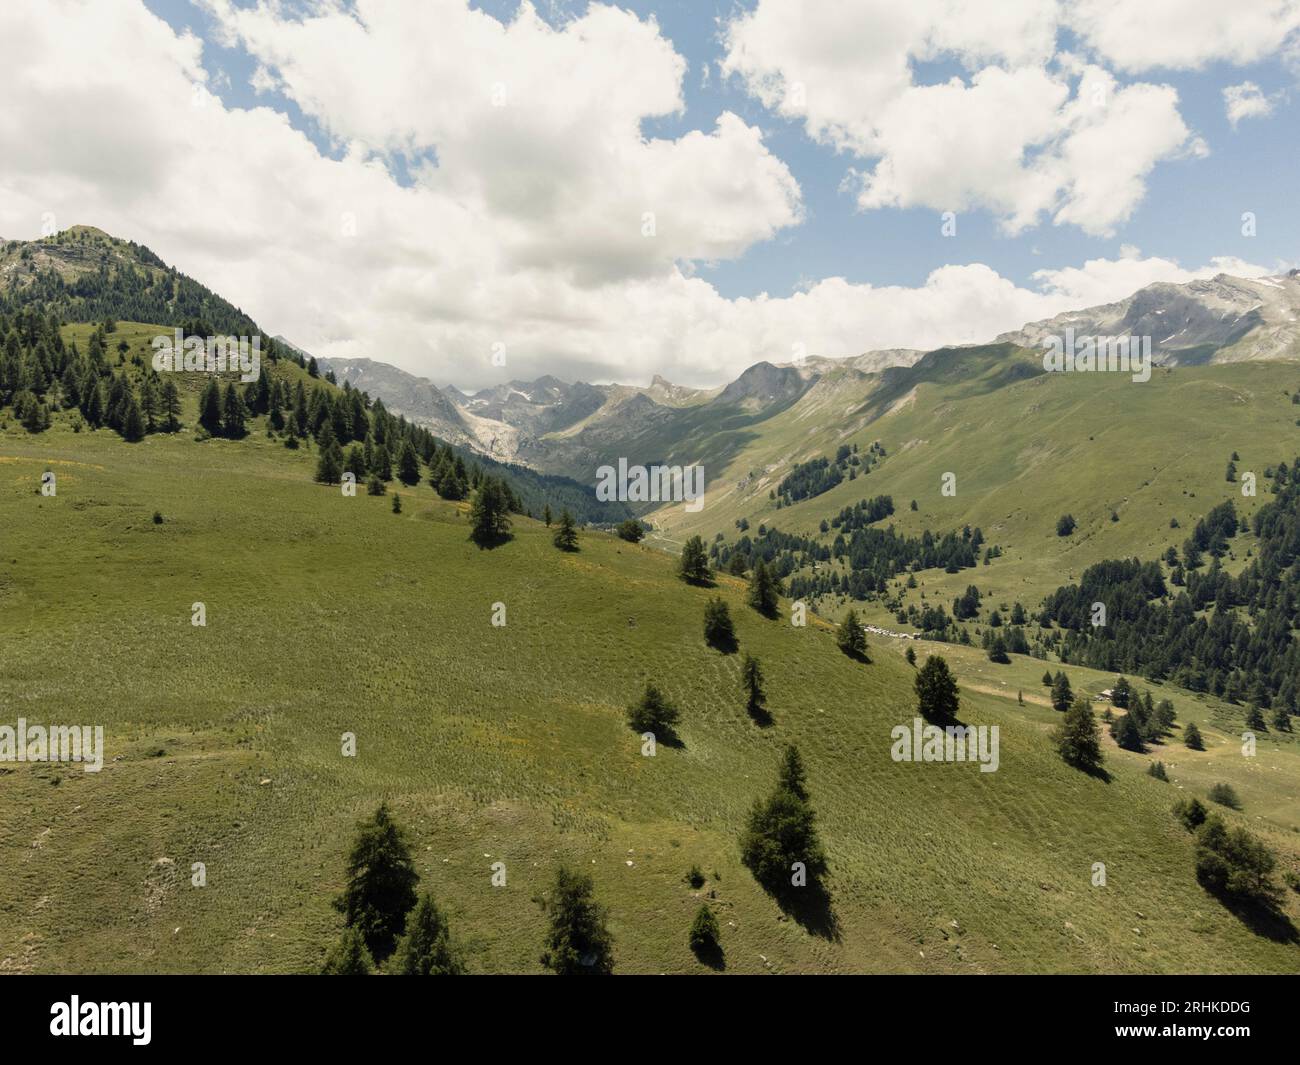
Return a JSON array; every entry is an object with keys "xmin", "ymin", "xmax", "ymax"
[
  {"xmin": 1066, "ymin": 0, "xmax": 1300, "ymax": 72},
  {"xmin": 0, "ymin": 1, "xmax": 1281, "ymax": 391},
  {"xmin": 1223, "ymin": 81, "xmax": 1280, "ymax": 127},
  {"xmin": 721, "ymin": 0, "xmax": 1206, "ymax": 236}
]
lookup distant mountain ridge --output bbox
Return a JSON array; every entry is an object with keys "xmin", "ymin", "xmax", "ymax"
[{"xmin": 999, "ymin": 272, "xmax": 1300, "ymax": 364}]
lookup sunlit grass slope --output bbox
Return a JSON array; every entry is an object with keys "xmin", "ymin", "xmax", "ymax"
[{"xmin": 1, "ymin": 371, "xmax": 1298, "ymax": 974}]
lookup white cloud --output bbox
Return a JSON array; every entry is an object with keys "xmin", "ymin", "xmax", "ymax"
[
  {"xmin": 1067, "ymin": 0, "xmax": 1300, "ymax": 72},
  {"xmin": 1223, "ymin": 81, "xmax": 1280, "ymax": 127},
  {"xmin": 0, "ymin": 0, "xmax": 1280, "ymax": 392},
  {"xmin": 721, "ymin": 0, "xmax": 1201, "ymax": 236}
]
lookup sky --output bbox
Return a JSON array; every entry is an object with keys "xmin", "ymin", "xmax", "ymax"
[{"xmin": 1, "ymin": 0, "xmax": 1297, "ymax": 389}]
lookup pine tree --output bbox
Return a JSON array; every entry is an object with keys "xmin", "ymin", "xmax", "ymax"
[
  {"xmin": 314, "ymin": 424, "xmax": 344, "ymax": 484},
  {"xmin": 469, "ymin": 476, "xmax": 513, "ymax": 547},
  {"xmin": 552, "ymin": 510, "xmax": 579, "ymax": 551},
  {"xmin": 392, "ymin": 893, "xmax": 466, "ymax": 975},
  {"xmin": 539, "ymin": 866, "xmax": 614, "ymax": 975},
  {"xmin": 703, "ymin": 598, "xmax": 737, "ymax": 652},
  {"xmin": 1184, "ymin": 721, "xmax": 1205, "ymax": 750},
  {"xmin": 688, "ymin": 904, "xmax": 721, "ymax": 960},
  {"xmin": 1113, "ymin": 711, "xmax": 1144, "ymax": 752},
  {"xmin": 334, "ymin": 803, "xmax": 420, "ymax": 963},
  {"xmin": 616, "ymin": 519, "xmax": 645, "ymax": 543},
  {"xmin": 374, "ymin": 442, "xmax": 392, "ymax": 481},
  {"xmin": 741, "ymin": 655, "xmax": 769, "ymax": 724},
  {"xmin": 678, "ymin": 535, "xmax": 711, "ymax": 584},
  {"xmin": 154, "ymin": 379, "xmax": 178, "ymax": 434},
  {"xmin": 543, "ymin": 503, "xmax": 553, "ymax": 527},
  {"xmin": 392, "ymin": 492, "xmax": 402, "ymax": 514},
  {"xmin": 837, "ymin": 608, "xmax": 867, "ymax": 659},
  {"xmin": 626, "ymin": 682, "xmax": 679, "ymax": 737},
  {"xmin": 120, "ymin": 392, "xmax": 145, "ymax": 442},
  {"xmin": 987, "ymin": 635, "xmax": 1009, "ymax": 664},
  {"xmin": 740, "ymin": 747, "xmax": 827, "ymax": 900},
  {"xmin": 198, "ymin": 377, "xmax": 222, "ymax": 435},
  {"xmin": 221, "ymin": 382, "xmax": 246, "ymax": 438},
  {"xmin": 746, "ymin": 558, "xmax": 780, "ymax": 617},
  {"xmin": 321, "ymin": 927, "xmax": 374, "ymax": 975},
  {"xmin": 1055, "ymin": 696, "xmax": 1103, "ymax": 772},
  {"xmin": 777, "ymin": 744, "xmax": 808, "ymax": 800},
  {"xmin": 345, "ymin": 444, "xmax": 367, "ymax": 480},
  {"xmin": 1042, "ymin": 669, "xmax": 1054, "ymax": 687},
  {"xmin": 1050, "ymin": 671, "xmax": 1073, "ymax": 713},
  {"xmin": 915, "ymin": 655, "xmax": 960, "ymax": 722},
  {"xmin": 397, "ymin": 439, "xmax": 421, "ymax": 486}
]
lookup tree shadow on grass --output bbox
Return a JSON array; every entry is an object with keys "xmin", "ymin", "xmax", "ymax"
[
  {"xmin": 691, "ymin": 940, "xmax": 725, "ymax": 971},
  {"xmin": 772, "ymin": 881, "xmax": 841, "ymax": 941},
  {"xmin": 746, "ymin": 704, "xmax": 774, "ymax": 728},
  {"xmin": 469, "ymin": 530, "xmax": 513, "ymax": 550},
  {"xmin": 706, "ymin": 633, "xmax": 738, "ymax": 655},
  {"xmin": 1211, "ymin": 891, "xmax": 1299, "ymax": 944}
]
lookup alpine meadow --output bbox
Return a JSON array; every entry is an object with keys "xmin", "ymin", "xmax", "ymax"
[{"xmin": 1, "ymin": 0, "xmax": 1298, "ymax": 1034}]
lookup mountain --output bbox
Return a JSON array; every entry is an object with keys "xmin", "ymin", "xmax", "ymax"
[
  {"xmin": 2, "ymin": 226, "xmax": 1298, "ymax": 975},
  {"xmin": 311, "ymin": 353, "xmax": 475, "ymax": 448},
  {"xmin": 5, "ymin": 370, "xmax": 1298, "ymax": 973},
  {"xmin": 999, "ymin": 272, "xmax": 1300, "ymax": 365},
  {"xmin": 0, "ymin": 224, "xmax": 260, "ymax": 337}
]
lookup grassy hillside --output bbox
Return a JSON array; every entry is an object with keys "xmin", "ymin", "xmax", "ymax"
[
  {"xmin": 651, "ymin": 347, "xmax": 1300, "ymax": 627},
  {"xmin": 2, "ymin": 386, "xmax": 1298, "ymax": 974}
]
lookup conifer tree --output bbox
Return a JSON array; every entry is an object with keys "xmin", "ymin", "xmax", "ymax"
[
  {"xmin": 392, "ymin": 893, "xmax": 465, "ymax": 975},
  {"xmin": 345, "ymin": 444, "xmax": 367, "ymax": 480},
  {"xmin": 396, "ymin": 439, "xmax": 420, "ymax": 486},
  {"xmin": 1184, "ymin": 721, "xmax": 1205, "ymax": 750},
  {"xmin": 740, "ymin": 745, "xmax": 827, "ymax": 900},
  {"xmin": 746, "ymin": 558, "xmax": 780, "ymax": 617},
  {"xmin": 915, "ymin": 655, "xmax": 960, "ymax": 722},
  {"xmin": 1112, "ymin": 711, "xmax": 1144, "ymax": 752},
  {"xmin": 688, "ymin": 904, "xmax": 721, "ymax": 961},
  {"xmin": 374, "ymin": 442, "xmax": 392, "ymax": 481},
  {"xmin": 1050, "ymin": 671, "xmax": 1073, "ymax": 713},
  {"xmin": 678, "ymin": 535, "xmax": 711, "ymax": 585},
  {"xmin": 626, "ymin": 682, "xmax": 680, "ymax": 738},
  {"xmin": 741, "ymin": 654, "xmax": 769, "ymax": 724},
  {"xmin": 161, "ymin": 378, "xmax": 181, "ymax": 432},
  {"xmin": 221, "ymin": 382, "xmax": 246, "ymax": 438},
  {"xmin": 321, "ymin": 927, "xmax": 374, "ymax": 975},
  {"xmin": 334, "ymin": 803, "xmax": 420, "ymax": 962},
  {"xmin": 314, "ymin": 423, "xmax": 344, "ymax": 484},
  {"xmin": 837, "ymin": 608, "xmax": 867, "ymax": 659},
  {"xmin": 121, "ymin": 392, "xmax": 145, "ymax": 442},
  {"xmin": 1055, "ymin": 696, "xmax": 1104, "ymax": 772},
  {"xmin": 198, "ymin": 377, "xmax": 222, "ymax": 435},
  {"xmin": 469, "ymin": 475, "xmax": 513, "ymax": 547},
  {"xmin": 539, "ymin": 866, "xmax": 614, "ymax": 975},
  {"xmin": 777, "ymin": 743, "xmax": 808, "ymax": 800},
  {"xmin": 703, "ymin": 598, "xmax": 737, "ymax": 652},
  {"xmin": 552, "ymin": 510, "xmax": 579, "ymax": 551}
]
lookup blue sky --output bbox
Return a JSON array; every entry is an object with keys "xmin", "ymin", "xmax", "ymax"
[
  {"xmin": 8, "ymin": 0, "xmax": 1293, "ymax": 387},
  {"xmin": 145, "ymin": 0, "xmax": 1296, "ymax": 301}
]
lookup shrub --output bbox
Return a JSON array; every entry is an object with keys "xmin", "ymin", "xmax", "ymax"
[{"xmin": 1208, "ymin": 782, "xmax": 1241, "ymax": 809}]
